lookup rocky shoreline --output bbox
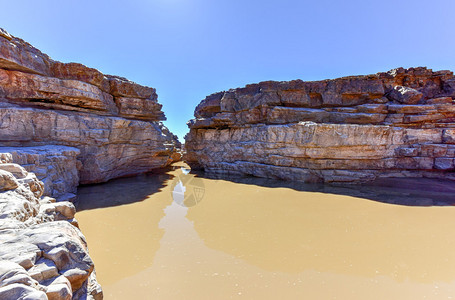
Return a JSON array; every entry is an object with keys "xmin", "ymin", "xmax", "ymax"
[
  {"xmin": 0, "ymin": 29, "xmax": 181, "ymax": 299},
  {"xmin": 0, "ymin": 146, "xmax": 80, "ymax": 201},
  {"xmin": 2, "ymin": 25, "xmax": 455, "ymax": 299},
  {"xmin": 0, "ymin": 160, "xmax": 101, "ymax": 299},
  {"xmin": 186, "ymin": 67, "xmax": 455, "ymax": 183}
]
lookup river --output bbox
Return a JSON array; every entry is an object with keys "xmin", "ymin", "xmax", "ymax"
[{"xmin": 75, "ymin": 162, "xmax": 455, "ymax": 299}]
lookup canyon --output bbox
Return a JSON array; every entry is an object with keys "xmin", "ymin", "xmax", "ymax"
[
  {"xmin": 186, "ymin": 67, "xmax": 455, "ymax": 183},
  {"xmin": 2, "ymin": 26, "xmax": 455, "ymax": 300},
  {"xmin": 0, "ymin": 27, "xmax": 180, "ymax": 188},
  {"xmin": 0, "ymin": 28, "xmax": 180, "ymax": 299}
]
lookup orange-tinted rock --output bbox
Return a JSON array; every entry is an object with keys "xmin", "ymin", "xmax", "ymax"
[
  {"xmin": 51, "ymin": 62, "xmax": 110, "ymax": 93},
  {"xmin": 0, "ymin": 69, "xmax": 118, "ymax": 115},
  {"xmin": 115, "ymin": 97, "xmax": 165, "ymax": 121},
  {"xmin": 0, "ymin": 33, "xmax": 51, "ymax": 76},
  {"xmin": 0, "ymin": 27, "xmax": 181, "ymax": 300},
  {"xmin": 0, "ymin": 28, "xmax": 167, "ymax": 122},
  {"xmin": 107, "ymin": 75, "xmax": 157, "ymax": 99},
  {"xmin": 186, "ymin": 67, "xmax": 455, "ymax": 182},
  {"xmin": 0, "ymin": 28, "xmax": 181, "ymax": 184},
  {"xmin": 0, "ymin": 30, "xmax": 180, "ymax": 183}
]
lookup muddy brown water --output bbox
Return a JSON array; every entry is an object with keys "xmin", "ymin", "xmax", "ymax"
[{"xmin": 75, "ymin": 162, "xmax": 455, "ymax": 299}]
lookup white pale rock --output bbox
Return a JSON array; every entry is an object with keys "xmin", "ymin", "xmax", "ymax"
[{"xmin": 0, "ymin": 162, "xmax": 101, "ymax": 299}]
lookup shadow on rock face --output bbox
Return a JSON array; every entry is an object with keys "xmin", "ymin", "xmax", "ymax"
[
  {"xmin": 193, "ymin": 170, "xmax": 455, "ymax": 206},
  {"xmin": 74, "ymin": 168, "xmax": 175, "ymax": 211}
]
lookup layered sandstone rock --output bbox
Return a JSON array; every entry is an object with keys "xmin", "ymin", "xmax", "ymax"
[
  {"xmin": 186, "ymin": 67, "xmax": 455, "ymax": 182},
  {"xmin": 0, "ymin": 162, "xmax": 101, "ymax": 299},
  {"xmin": 0, "ymin": 146, "xmax": 80, "ymax": 200},
  {"xmin": 0, "ymin": 28, "xmax": 180, "ymax": 184}
]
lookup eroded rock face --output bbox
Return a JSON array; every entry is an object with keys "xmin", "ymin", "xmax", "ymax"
[
  {"xmin": 0, "ymin": 146, "xmax": 80, "ymax": 200},
  {"xmin": 0, "ymin": 104, "xmax": 179, "ymax": 184},
  {"xmin": 0, "ymin": 28, "xmax": 180, "ymax": 184},
  {"xmin": 186, "ymin": 67, "xmax": 455, "ymax": 183},
  {"xmin": 0, "ymin": 163, "xmax": 102, "ymax": 299}
]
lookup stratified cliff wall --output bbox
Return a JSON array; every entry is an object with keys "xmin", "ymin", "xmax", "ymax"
[
  {"xmin": 186, "ymin": 67, "xmax": 455, "ymax": 182},
  {"xmin": 0, "ymin": 146, "xmax": 80, "ymax": 201},
  {"xmin": 0, "ymin": 28, "xmax": 180, "ymax": 184},
  {"xmin": 0, "ymin": 28, "xmax": 183, "ymax": 300}
]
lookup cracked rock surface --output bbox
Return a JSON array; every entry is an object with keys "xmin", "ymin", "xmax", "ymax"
[
  {"xmin": 0, "ymin": 146, "xmax": 80, "ymax": 200},
  {"xmin": 0, "ymin": 163, "xmax": 102, "ymax": 299}
]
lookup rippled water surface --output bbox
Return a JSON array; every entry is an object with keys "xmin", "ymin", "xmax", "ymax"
[{"xmin": 75, "ymin": 162, "xmax": 455, "ymax": 299}]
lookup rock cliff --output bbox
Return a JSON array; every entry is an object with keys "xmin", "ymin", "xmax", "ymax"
[
  {"xmin": 0, "ymin": 161, "xmax": 101, "ymax": 299},
  {"xmin": 0, "ymin": 146, "xmax": 80, "ymax": 200},
  {"xmin": 0, "ymin": 28, "xmax": 180, "ymax": 184},
  {"xmin": 0, "ymin": 28, "xmax": 182, "ymax": 300},
  {"xmin": 186, "ymin": 67, "xmax": 455, "ymax": 182}
]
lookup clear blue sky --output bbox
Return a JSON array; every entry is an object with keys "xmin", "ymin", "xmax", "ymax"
[{"xmin": 2, "ymin": 0, "xmax": 455, "ymax": 141}]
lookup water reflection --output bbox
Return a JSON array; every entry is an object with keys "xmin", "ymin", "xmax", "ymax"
[
  {"xmin": 75, "ymin": 170, "xmax": 174, "ymax": 211},
  {"xmin": 171, "ymin": 167, "xmax": 205, "ymax": 207},
  {"xmin": 186, "ymin": 177, "xmax": 455, "ymax": 281},
  {"xmin": 196, "ymin": 172, "xmax": 455, "ymax": 206},
  {"xmin": 75, "ymin": 170, "xmax": 175, "ymax": 287},
  {"xmin": 75, "ymin": 163, "xmax": 455, "ymax": 299}
]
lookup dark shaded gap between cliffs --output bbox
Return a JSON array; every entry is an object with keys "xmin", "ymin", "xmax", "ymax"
[
  {"xmin": 74, "ymin": 166, "xmax": 175, "ymax": 211},
  {"xmin": 190, "ymin": 170, "xmax": 455, "ymax": 207}
]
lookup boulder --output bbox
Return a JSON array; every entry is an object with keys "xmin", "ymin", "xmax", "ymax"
[
  {"xmin": 387, "ymin": 85, "xmax": 423, "ymax": 104},
  {"xmin": 0, "ymin": 169, "xmax": 18, "ymax": 191}
]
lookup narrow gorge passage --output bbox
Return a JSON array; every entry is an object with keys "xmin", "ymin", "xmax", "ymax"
[{"xmin": 76, "ymin": 163, "xmax": 455, "ymax": 300}]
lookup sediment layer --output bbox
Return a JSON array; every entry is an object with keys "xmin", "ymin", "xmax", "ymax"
[
  {"xmin": 0, "ymin": 145, "xmax": 80, "ymax": 200},
  {"xmin": 186, "ymin": 67, "xmax": 455, "ymax": 182},
  {"xmin": 0, "ymin": 28, "xmax": 181, "ymax": 184}
]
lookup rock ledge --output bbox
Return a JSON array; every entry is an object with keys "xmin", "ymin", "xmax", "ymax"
[
  {"xmin": 186, "ymin": 67, "xmax": 455, "ymax": 183},
  {"xmin": 0, "ymin": 28, "xmax": 181, "ymax": 184}
]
